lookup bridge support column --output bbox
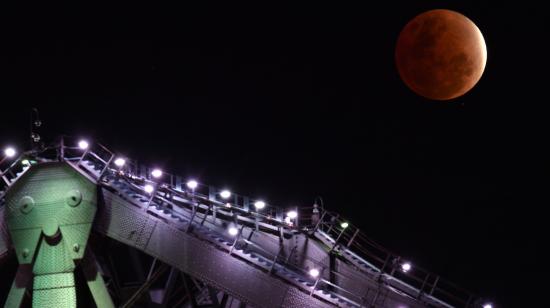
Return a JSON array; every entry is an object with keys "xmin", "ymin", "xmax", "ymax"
[
  {"xmin": 4, "ymin": 265, "xmax": 32, "ymax": 308},
  {"xmin": 3, "ymin": 163, "xmax": 113, "ymax": 307},
  {"xmin": 81, "ymin": 250, "xmax": 115, "ymax": 308}
]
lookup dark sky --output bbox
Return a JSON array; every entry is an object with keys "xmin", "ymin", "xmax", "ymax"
[{"xmin": 1, "ymin": 2, "xmax": 548, "ymax": 307}]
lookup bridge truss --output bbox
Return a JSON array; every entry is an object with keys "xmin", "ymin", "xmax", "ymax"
[{"xmin": 0, "ymin": 136, "xmax": 487, "ymax": 307}]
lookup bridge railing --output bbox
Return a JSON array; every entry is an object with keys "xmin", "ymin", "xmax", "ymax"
[
  {"xmin": 0, "ymin": 146, "xmax": 55, "ymax": 197},
  {"xmin": 303, "ymin": 208, "xmax": 476, "ymax": 307},
  {"xmin": 51, "ymin": 136, "xmax": 480, "ymax": 307},
  {"xmin": 231, "ymin": 224, "xmax": 366, "ymax": 307},
  {"xmin": 0, "ymin": 153, "xmax": 27, "ymax": 195}
]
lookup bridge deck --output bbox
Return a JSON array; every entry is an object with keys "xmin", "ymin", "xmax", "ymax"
[{"xmin": 0, "ymin": 137, "xmax": 478, "ymax": 307}]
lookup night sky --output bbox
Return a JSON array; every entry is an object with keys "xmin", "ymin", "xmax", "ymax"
[{"xmin": 1, "ymin": 2, "xmax": 548, "ymax": 307}]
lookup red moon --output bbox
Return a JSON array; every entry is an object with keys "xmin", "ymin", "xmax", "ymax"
[{"xmin": 395, "ymin": 9, "xmax": 487, "ymax": 100}]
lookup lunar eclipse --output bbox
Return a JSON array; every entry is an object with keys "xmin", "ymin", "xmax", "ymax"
[{"xmin": 395, "ymin": 9, "xmax": 487, "ymax": 100}]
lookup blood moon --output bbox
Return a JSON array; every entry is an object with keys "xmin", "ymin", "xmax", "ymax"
[{"xmin": 395, "ymin": 9, "xmax": 487, "ymax": 100}]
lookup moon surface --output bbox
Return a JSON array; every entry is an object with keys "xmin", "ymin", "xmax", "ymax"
[{"xmin": 395, "ymin": 9, "xmax": 487, "ymax": 100}]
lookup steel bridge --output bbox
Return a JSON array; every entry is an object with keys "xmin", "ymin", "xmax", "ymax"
[{"xmin": 0, "ymin": 136, "xmax": 487, "ymax": 307}]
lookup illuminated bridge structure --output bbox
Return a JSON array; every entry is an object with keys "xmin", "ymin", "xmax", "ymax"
[{"xmin": 0, "ymin": 137, "xmax": 488, "ymax": 307}]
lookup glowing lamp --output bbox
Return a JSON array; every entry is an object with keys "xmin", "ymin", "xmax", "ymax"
[
  {"xmin": 254, "ymin": 201, "xmax": 266, "ymax": 209},
  {"xmin": 186, "ymin": 180, "xmax": 198, "ymax": 190},
  {"xmin": 78, "ymin": 140, "xmax": 89, "ymax": 150},
  {"xmin": 220, "ymin": 190, "xmax": 231, "ymax": 199}
]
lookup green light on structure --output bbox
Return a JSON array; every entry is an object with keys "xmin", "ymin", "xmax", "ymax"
[
  {"xmin": 341, "ymin": 222, "xmax": 349, "ymax": 229},
  {"xmin": 21, "ymin": 159, "xmax": 30, "ymax": 166}
]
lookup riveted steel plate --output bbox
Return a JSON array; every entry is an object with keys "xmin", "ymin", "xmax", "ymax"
[
  {"xmin": 95, "ymin": 190, "xmax": 156, "ymax": 249},
  {"xmin": 33, "ymin": 287, "xmax": 76, "ymax": 308},
  {"xmin": 96, "ymin": 189, "xmax": 338, "ymax": 308},
  {"xmin": 2, "ymin": 162, "xmax": 100, "ymax": 307},
  {"xmin": 33, "ymin": 272, "xmax": 75, "ymax": 289},
  {"xmin": 281, "ymin": 287, "xmax": 333, "ymax": 308},
  {"xmin": 0, "ymin": 206, "xmax": 10, "ymax": 258},
  {"xmin": 4, "ymin": 163, "xmax": 97, "ymax": 230}
]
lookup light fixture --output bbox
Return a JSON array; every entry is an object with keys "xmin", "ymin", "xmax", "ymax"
[
  {"xmin": 340, "ymin": 222, "xmax": 349, "ymax": 229},
  {"xmin": 284, "ymin": 216, "xmax": 292, "ymax": 224},
  {"xmin": 309, "ymin": 268, "xmax": 320, "ymax": 278},
  {"xmin": 78, "ymin": 140, "xmax": 89, "ymax": 150},
  {"xmin": 401, "ymin": 262, "xmax": 412, "ymax": 273},
  {"xmin": 228, "ymin": 226, "xmax": 239, "ymax": 237},
  {"xmin": 21, "ymin": 159, "xmax": 30, "ymax": 166},
  {"xmin": 144, "ymin": 184, "xmax": 154, "ymax": 194},
  {"xmin": 286, "ymin": 210, "xmax": 298, "ymax": 219},
  {"xmin": 4, "ymin": 147, "xmax": 16, "ymax": 158},
  {"xmin": 220, "ymin": 190, "xmax": 231, "ymax": 199},
  {"xmin": 254, "ymin": 200, "xmax": 266, "ymax": 209},
  {"xmin": 225, "ymin": 202, "xmax": 232, "ymax": 208},
  {"xmin": 186, "ymin": 180, "xmax": 198, "ymax": 190},
  {"xmin": 151, "ymin": 169, "xmax": 162, "ymax": 178},
  {"xmin": 483, "ymin": 304, "xmax": 493, "ymax": 308},
  {"xmin": 114, "ymin": 158, "xmax": 126, "ymax": 167}
]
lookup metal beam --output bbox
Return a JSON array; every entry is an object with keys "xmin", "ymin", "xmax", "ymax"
[
  {"xmin": 219, "ymin": 293, "xmax": 229, "ymax": 307},
  {"xmin": 128, "ymin": 246, "xmax": 148, "ymax": 283},
  {"xmin": 182, "ymin": 273, "xmax": 199, "ymax": 308},
  {"xmin": 4, "ymin": 264, "xmax": 32, "ymax": 308},
  {"xmin": 121, "ymin": 263, "xmax": 168, "ymax": 308},
  {"xmin": 81, "ymin": 250, "xmax": 115, "ymax": 308},
  {"xmin": 105, "ymin": 247, "xmax": 123, "ymax": 300},
  {"xmin": 207, "ymin": 286, "xmax": 221, "ymax": 307},
  {"xmin": 160, "ymin": 267, "xmax": 179, "ymax": 306}
]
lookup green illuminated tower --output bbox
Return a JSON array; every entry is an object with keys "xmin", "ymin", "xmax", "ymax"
[{"xmin": 4, "ymin": 162, "xmax": 113, "ymax": 308}]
